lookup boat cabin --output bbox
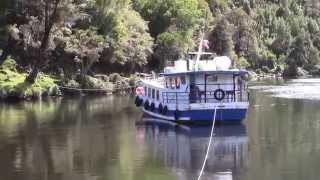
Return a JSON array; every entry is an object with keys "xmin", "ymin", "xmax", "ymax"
[
  {"xmin": 160, "ymin": 70, "xmax": 248, "ymax": 105},
  {"xmin": 138, "ymin": 53, "xmax": 249, "ymax": 109}
]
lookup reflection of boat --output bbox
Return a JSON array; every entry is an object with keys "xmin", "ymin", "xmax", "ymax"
[{"xmin": 136, "ymin": 118, "xmax": 248, "ymax": 180}]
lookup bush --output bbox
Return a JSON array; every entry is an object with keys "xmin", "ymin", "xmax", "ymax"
[
  {"xmin": 109, "ymin": 73, "xmax": 122, "ymax": 83},
  {"xmin": 128, "ymin": 75, "xmax": 139, "ymax": 87},
  {"xmin": 237, "ymin": 56, "xmax": 250, "ymax": 69},
  {"xmin": 261, "ymin": 66, "xmax": 270, "ymax": 73},
  {"xmin": 1, "ymin": 57, "xmax": 17, "ymax": 72},
  {"xmin": 64, "ymin": 79, "xmax": 80, "ymax": 88}
]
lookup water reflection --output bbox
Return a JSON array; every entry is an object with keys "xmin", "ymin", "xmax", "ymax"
[
  {"xmin": 249, "ymin": 78, "xmax": 320, "ymax": 100},
  {"xmin": 2, "ymin": 84, "xmax": 320, "ymax": 180},
  {"xmin": 136, "ymin": 119, "xmax": 248, "ymax": 180}
]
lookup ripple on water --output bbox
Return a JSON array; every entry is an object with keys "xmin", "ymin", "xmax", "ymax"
[{"xmin": 249, "ymin": 78, "xmax": 320, "ymax": 100}]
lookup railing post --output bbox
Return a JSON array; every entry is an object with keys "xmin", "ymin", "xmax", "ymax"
[{"xmin": 176, "ymin": 92, "xmax": 178, "ymax": 106}]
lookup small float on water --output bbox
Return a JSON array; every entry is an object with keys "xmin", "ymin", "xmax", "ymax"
[{"xmin": 134, "ymin": 39, "xmax": 249, "ymax": 124}]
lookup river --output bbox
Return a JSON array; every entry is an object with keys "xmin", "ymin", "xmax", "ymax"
[{"xmin": 0, "ymin": 79, "xmax": 320, "ymax": 180}]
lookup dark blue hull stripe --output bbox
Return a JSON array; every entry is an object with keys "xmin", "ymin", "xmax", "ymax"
[{"xmin": 143, "ymin": 108, "xmax": 247, "ymax": 122}]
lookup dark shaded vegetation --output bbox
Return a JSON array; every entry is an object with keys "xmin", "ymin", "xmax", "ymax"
[{"xmin": 0, "ymin": 0, "xmax": 320, "ymax": 99}]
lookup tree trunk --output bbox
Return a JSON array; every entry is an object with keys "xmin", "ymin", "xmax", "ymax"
[
  {"xmin": 24, "ymin": 0, "xmax": 61, "ymax": 84},
  {"xmin": 25, "ymin": 67, "xmax": 39, "ymax": 83}
]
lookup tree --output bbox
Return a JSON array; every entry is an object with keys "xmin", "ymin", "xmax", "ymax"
[
  {"xmin": 209, "ymin": 18, "xmax": 235, "ymax": 57},
  {"xmin": 1, "ymin": 0, "xmax": 67, "ymax": 83},
  {"xmin": 271, "ymin": 18, "xmax": 291, "ymax": 57}
]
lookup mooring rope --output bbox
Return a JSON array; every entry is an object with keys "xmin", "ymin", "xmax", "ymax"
[
  {"xmin": 197, "ymin": 106, "xmax": 218, "ymax": 180},
  {"xmin": 57, "ymin": 85, "xmax": 135, "ymax": 92}
]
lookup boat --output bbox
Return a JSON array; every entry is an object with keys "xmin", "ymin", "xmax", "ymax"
[{"xmin": 134, "ymin": 38, "xmax": 249, "ymax": 124}]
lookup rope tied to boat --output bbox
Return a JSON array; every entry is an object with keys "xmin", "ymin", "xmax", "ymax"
[
  {"xmin": 57, "ymin": 85, "xmax": 135, "ymax": 91},
  {"xmin": 197, "ymin": 106, "xmax": 218, "ymax": 180}
]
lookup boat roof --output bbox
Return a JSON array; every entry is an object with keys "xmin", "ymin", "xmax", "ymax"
[{"xmin": 160, "ymin": 69, "xmax": 249, "ymax": 77}]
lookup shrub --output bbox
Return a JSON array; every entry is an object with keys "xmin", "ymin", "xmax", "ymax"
[{"xmin": 109, "ymin": 73, "xmax": 122, "ymax": 83}]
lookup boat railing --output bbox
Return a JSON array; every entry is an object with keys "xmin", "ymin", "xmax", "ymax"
[{"xmin": 162, "ymin": 89, "xmax": 249, "ymax": 105}]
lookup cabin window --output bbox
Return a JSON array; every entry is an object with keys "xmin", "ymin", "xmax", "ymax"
[
  {"xmin": 148, "ymin": 88, "xmax": 151, "ymax": 97},
  {"xmin": 175, "ymin": 76, "xmax": 186, "ymax": 89},
  {"xmin": 156, "ymin": 90, "xmax": 159, "ymax": 100},
  {"xmin": 152, "ymin": 89, "xmax": 155, "ymax": 99},
  {"xmin": 170, "ymin": 78, "xmax": 175, "ymax": 89},
  {"xmin": 166, "ymin": 78, "xmax": 171, "ymax": 88},
  {"xmin": 207, "ymin": 75, "xmax": 218, "ymax": 82},
  {"xmin": 181, "ymin": 76, "xmax": 186, "ymax": 85},
  {"xmin": 176, "ymin": 77, "xmax": 181, "ymax": 89},
  {"xmin": 144, "ymin": 87, "xmax": 147, "ymax": 96}
]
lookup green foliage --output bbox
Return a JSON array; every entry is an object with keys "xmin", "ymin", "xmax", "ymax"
[
  {"xmin": 237, "ymin": 56, "xmax": 250, "ymax": 69},
  {"xmin": 1, "ymin": 0, "xmax": 320, "ymax": 82},
  {"xmin": 109, "ymin": 73, "xmax": 122, "ymax": 83},
  {"xmin": 1, "ymin": 56, "xmax": 17, "ymax": 71},
  {"xmin": 132, "ymin": 0, "xmax": 209, "ymax": 70},
  {"xmin": 0, "ymin": 66, "xmax": 59, "ymax": 99}
]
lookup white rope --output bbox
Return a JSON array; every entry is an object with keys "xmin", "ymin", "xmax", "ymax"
[
  {"xmin": 197, "ymin": 106, "xmax": 218, "ymax": 180},
  {"xmin": 57, "ymin": 85, "xmax": 135, "ymax": 91}
]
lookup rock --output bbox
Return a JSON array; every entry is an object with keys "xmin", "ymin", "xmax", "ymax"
[
  {"xmin": 296, "ymin": 67, "xmax": 309, "ymax": 77},
  {"xmin": 94, "ymin": 74, "xmax": 109, "ymax": 82},
  {"xmin": 248, "ymin": 71, "xmax": 258, "ymax": 81}
]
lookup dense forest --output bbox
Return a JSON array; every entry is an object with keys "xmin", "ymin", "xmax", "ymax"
[{"xmin": 0, "ymin": 0, "xmax": 320, "ymax": 98}]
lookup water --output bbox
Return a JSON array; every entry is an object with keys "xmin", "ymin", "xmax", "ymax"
[{"xmin": 1, "ymin": 79, "xmax": 320, "ymax": 180}]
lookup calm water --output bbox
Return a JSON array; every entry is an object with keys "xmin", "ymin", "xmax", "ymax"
[{"xmin": 1, "ymin": 79, "xmax": 320, "ymax": 180}]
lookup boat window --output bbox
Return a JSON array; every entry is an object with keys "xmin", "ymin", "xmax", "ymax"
[
  {"xmin": 144, "ymin": 87, "xmax": 147, "ymax": 96},
  {"xmin": 152, "ymin": 89, "xmax": 155, "ymax": 99},
  {"xmin": 148, "ymin": 88, "xmax": 151, "ymax": 97},
  {"xmin": 170, "ymin": 78, "xmax": 175, "ymax": 89},
  {"xmin": 176, "ymin": 77, "xmax": 181, "ymax": 89},
  {"xmin": 165, "ymin": 78, "xmax": 169, "ymax": 88},
  {"xmin": 207, "ymin": 75, "xmax": 218, "ymax": 82},
  {"xmin": 156, "ymin": 90, "xmax": 159, "ymax": 100},
  {"xmin": 181, "ymin": 76, "xmax": 186, "ymax": 85},
  {"xmin": 166, "ymin": 78, "xmax": 172, "ymax": 88}
]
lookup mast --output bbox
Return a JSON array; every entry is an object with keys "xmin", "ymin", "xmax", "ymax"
[
  {"xmin": 193, "ymin": 12, "xmax": 208, "ymax": 71},
  {"xmin": 193, "ymin": 33, "xmax": 204, "ymax": 71}
]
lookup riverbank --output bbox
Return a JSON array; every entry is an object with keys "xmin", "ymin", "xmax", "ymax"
[{"xmin": 0, "ymin": 59, "xmax": 138, "ymax": 101}]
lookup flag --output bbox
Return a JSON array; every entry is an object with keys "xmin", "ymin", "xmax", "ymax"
[{"xmin": 202, "ymin": 40, "xmax": 210, "ymax": 49}]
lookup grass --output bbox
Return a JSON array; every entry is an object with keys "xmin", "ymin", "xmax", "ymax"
[{"xmin": 0, "ymin": 59, "xmax": 59, "ymax": 99}]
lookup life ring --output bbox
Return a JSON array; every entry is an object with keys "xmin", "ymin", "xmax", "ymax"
[
  {"xmin": 158, "ymin": 103, "xmax": 163, "ymax": 113},
  {"xmin": 144, "ymin": 100, "xmax": 150, "ymax": 110},
  {"xmin": 162, "ymin": 106, "xmax": 168, "ymax": 115},
  {"xmin": 150, "ymin": 102, "xmax": 155, "ymax": 111},
  {"xmin": 214, "ymin": 89, "xmax": 225, "ymax": 101}
]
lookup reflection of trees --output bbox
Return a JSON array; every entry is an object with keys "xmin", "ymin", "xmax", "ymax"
[
  {"xmin": 246, "ymin": 91, "xmax": 320, "ymax": 180},
  {"xmin": 0, "ymin": 96, "xmax": 147, "ymax": 180}
]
